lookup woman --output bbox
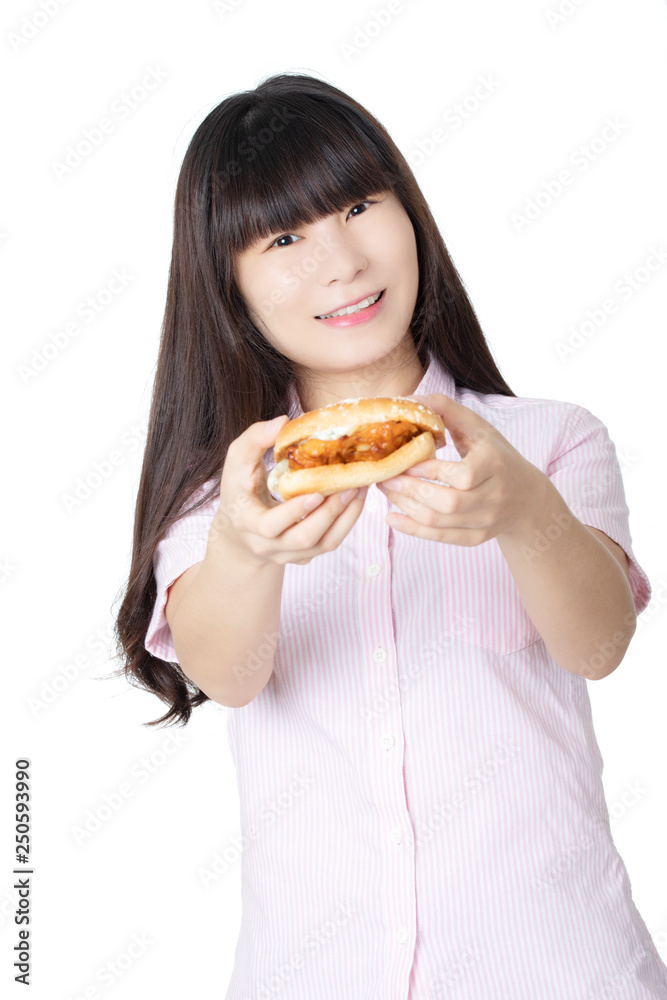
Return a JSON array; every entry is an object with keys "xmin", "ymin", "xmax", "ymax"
[{"xmin": 113, "ymin": 72, "xmax": 667, "ymax": 998}]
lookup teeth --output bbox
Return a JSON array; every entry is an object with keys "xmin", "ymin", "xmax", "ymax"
[{"xmin": 318, "ymin": 291, "xmax": 381, "ymax": 319}]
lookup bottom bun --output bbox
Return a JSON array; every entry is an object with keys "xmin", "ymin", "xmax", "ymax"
[{"xmin": 270, "ymin": 430, "xmax": 437, "ymax": 500}]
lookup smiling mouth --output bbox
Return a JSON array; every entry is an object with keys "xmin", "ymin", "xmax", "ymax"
[{"xmin": 315, "ymin": 289, "xmax": 384, "ymax": 320}]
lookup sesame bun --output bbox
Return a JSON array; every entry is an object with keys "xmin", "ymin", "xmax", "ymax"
[{"xmin": 267, "ymin": 396, "xmax": 446, "ymax": 501}]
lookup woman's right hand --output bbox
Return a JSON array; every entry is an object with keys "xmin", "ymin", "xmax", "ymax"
[{"xmin": 211, "ymin": 415, "xmax": 369, "ymax": 566}]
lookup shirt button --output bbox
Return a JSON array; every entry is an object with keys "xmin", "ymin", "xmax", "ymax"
[
  {"xmin": 379, "ymin": 735, "xmax": 395, "ymax": 750},
  {"xmin": 389, "ymin": 828, "xmax": 403, "ymax": 845},
  {"xmin": 366, "ymin": 563, "xmax": 382, "ymax": 577},
  {"xmin": 367, "ymin": 493, "xmax": 379, "ymax": 511},
  {"xmin": 372, "ymin": 647, "xmax": 387, "ymax": 663},
  {"xmin": 396, "ymin": 927, "xmax": 408, "ymax": 944}
]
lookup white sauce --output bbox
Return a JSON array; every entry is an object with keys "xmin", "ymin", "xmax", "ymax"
[
  {"xmin": 306, "ymin": 424, "xmax": 354, "ymax": 440},
  {"xmin": 267, "ymin": 458, "xmax": 289, "ymax": 493}
]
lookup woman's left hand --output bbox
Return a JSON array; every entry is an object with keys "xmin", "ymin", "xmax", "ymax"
[{"xmin": 376, "ymin": 393, "xmax": 552, "ymax": 546}]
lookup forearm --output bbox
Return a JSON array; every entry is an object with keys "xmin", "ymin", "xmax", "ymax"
[
  {"xmin": 171, "ymin": 531, "xmax": 285, "ymax": 707},
  {"xmin": 496, "ymin": 477, "xmax": 636, "ymax": 679}
]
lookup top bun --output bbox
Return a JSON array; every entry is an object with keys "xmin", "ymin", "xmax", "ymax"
[{"xmin": 273, "ymin": 396, "xmax": 446, "ymax": 462}]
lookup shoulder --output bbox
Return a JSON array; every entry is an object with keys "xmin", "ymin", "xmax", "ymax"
[{"xmin": 454, "ymin": 386, "xmax": 589, "ymax": 450}]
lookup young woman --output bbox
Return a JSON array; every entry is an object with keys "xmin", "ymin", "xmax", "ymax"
[{"xmin": 114, "ymin": 72, "xmax": 667, "ymax": 998}]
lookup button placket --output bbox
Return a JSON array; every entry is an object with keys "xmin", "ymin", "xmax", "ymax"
[{"xmin": 357, "ymin": 486, "xmax": 415, "ymax": 989}]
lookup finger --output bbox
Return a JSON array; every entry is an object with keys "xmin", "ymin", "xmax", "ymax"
[
  {"xmin": 385, "ymin": 512, "xmax": 490, "ymax": 546},
  {"xmin": 254, "ymin": 485, "xmax": 367, "ymax": 543},
  {"xmin": 220, "ymin": 415, "xmax": 293, "ymax": 513},
  {"xmin": 224, "ymin": 415, "xmax": 291, "ymax": 484},
  {"xmin": 397, "ymin": 458, "xmax": 487, "ymax": 491},
  {"xmin": 294, "ymin": 486, "xmax": 368, "ymax": 551},
  {"xmin": 379, "ymin": 475, "xmax": 496, "ymax": 524},
  {"xmin": 418, "ymin": 393, "xmax": 497, "ymax": 458}
]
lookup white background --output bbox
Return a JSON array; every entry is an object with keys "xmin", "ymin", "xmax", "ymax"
[{"xmin": 2, "ymin": 0, "xmax": 666, "ymax": 996}]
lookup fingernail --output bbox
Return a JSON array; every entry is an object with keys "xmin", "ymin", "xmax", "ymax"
[
  {"xmin": 382, "ymin": 478, "xmax": 401, "ymax": 491},
  {"xmin": 303, "ymin": 493, "xmax": 324, "ymax": 511},
  {"xmin": 340, "ymin": 488, "xmax": 358, "ymax": 504}
]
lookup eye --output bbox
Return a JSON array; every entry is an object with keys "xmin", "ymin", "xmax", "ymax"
[
  {"xmin": 348, "ymin": 199, "xmax": 374, "ymax": 218},
  {"xmin": 269, "ymin": 234, "xmax": 299, "ymax": 249},
  {"xmin": 267, "ymin": 200, "xmax": 376, "ymax": 249}
]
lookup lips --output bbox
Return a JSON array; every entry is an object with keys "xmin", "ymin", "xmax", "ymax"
[{"xmin": 315, "ymin": 289, "xmax": 384, "ymax": 319}]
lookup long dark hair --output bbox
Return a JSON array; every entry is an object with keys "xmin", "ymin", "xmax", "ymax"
[{"xmin": 111, "ymin": 71, "xmax": 516, "ymax": 729}]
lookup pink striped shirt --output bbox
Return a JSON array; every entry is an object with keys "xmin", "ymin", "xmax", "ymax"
[{"xmin": 145, "ymin": 352, "xmax": 667, "ymax": 999}]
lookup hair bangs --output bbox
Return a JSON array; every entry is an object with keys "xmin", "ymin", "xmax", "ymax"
[{"xmin": 216, "ymin": 103, "xmax": 396, "ymax": 255}]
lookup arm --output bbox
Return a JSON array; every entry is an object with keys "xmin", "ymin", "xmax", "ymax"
[
  {"xmin": 166, "ymin": 528, "xmax": 285, "ymax": 708},
  {"xmin": 495, "ymin": 476, "xmax": 637, "ymax": 680}
]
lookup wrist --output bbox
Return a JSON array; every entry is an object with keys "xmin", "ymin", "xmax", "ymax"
[
  {"xmin": 207, "ymin": 516, "xmax": 282, "ymax": 574},
  {"xmin": 498, "ymin": 472, "xmax": 571, "ymax": 546}
]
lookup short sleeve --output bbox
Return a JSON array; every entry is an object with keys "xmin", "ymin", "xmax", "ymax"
[
  {"xmin": 144, "ymin": 482, "xmax": 220, "ymax": 663},
  {"xmin": 546, "ymin": 405, "xmax": 651, "ymax": 616}
]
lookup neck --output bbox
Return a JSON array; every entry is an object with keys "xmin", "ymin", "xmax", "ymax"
[{"xmin": 295, "ymin": 338, "xmax": 427, "ymax": 413}]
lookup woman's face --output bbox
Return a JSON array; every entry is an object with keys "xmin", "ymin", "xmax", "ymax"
[{"xmin": 233, "ymin": 189, "xmax": 420, "ymax": 381}]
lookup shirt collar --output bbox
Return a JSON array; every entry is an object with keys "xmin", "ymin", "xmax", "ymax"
[{"xmin": 285, "ymin": 349, "xmax": 456, "ymax": 420}]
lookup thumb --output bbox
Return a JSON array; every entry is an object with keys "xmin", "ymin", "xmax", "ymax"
[
  {"xmin": 262, "ymin": 414, "xmax": 290, "ymax": 444},
  {"xmin": 223, "ymin": 415, "xmax": 289, "ymax": 482},
  {"xmin": 421, "ymin": 393, "xmax": 493, "ymax": 459}
]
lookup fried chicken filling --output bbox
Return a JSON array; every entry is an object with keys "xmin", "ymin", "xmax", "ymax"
[{"xmin": 286, "ymin": 420, "xmax": 423, "ymax": 470}]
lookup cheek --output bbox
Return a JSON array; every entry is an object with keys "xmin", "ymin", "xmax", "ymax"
[{"xmin": 382, "ymin": 218, "xmax": 419, "ymax": 289}]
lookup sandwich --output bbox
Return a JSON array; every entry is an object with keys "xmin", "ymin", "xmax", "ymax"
[{"xmin": 267, "ymin": 396, "xmax": 446, "ymax": 501}]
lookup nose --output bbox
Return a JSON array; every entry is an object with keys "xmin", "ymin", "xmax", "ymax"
[{"xmin": 313, "ymin": 218, "xmax": 368, "ymax": 286}]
